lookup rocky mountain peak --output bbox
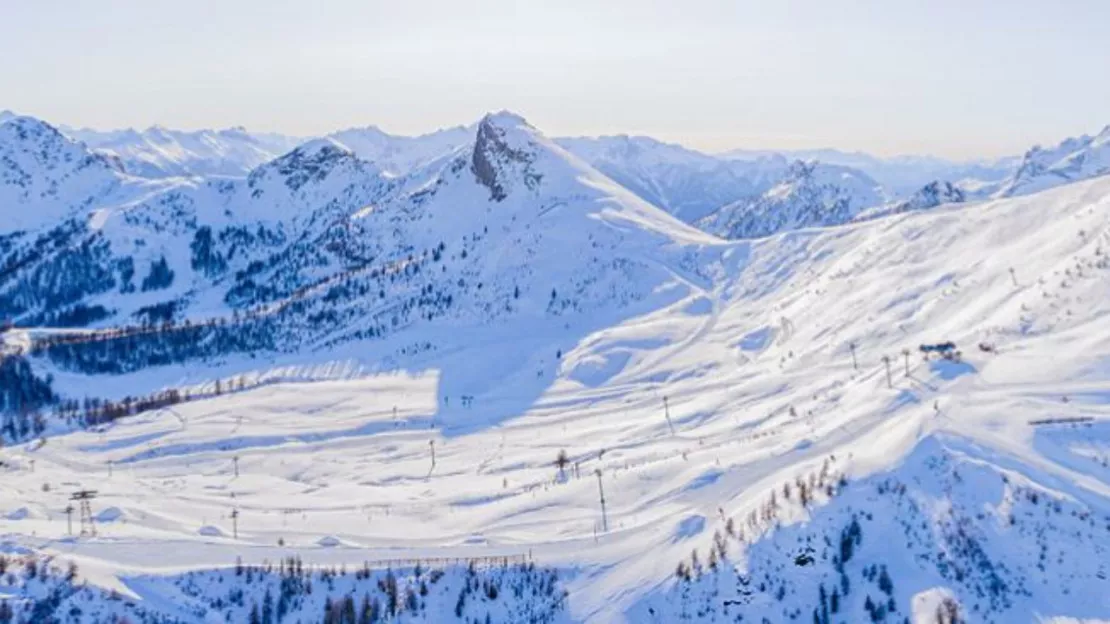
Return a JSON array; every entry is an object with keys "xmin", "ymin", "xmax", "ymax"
[
  {"xmin": 783, "ymin": 159, "xmax": 819, "ymax": 181},
  {"xmin": 247, "ymin": 138, "xmax": 370, "ymax": 193},
  {"xmin": 471, "ymin": 111, "xmax": 541, "ymax": 201}
]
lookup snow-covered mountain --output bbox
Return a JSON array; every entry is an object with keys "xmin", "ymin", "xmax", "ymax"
[
  {"xmin": 0, "ymin": 117, "xmax": 399, "ymax": 333},
  {"xmin": 722, "ymin": 146, "xmax": 1018, "ymax": 198},
  {"xmin": 854, "ymin": 179, "xmax": 966, "ymax": 222},
  {"xmin": 42, "ymin": 112, "xmax": 1110, "ymax": 238},
  {"xmin": 996, "ymin": 125, "xmax": 1110, "ymax": 198},
  {"xmin": 25, "ymin": 111, "xmax": 1110, "ymax": 217},
  {"xmin": 62, "ymin": 123, "xmax": 306, "ymax": 178},
  {"xmin": 55, "ymin": 117, "xmax": 474, "ymax": 181},
  {"xmin": 327, "ymin": 123, "xmax": 474, "ymax": 176},
  {"xmin": 698, "ymin": 160, "xmax": 886, "ymax": 239},
  {"xmin": 555, "ymin": 135, "xmax": 787, "ymax": 223},
  {"xmin": 0, "ymin": 115, "xmax": 133, "ymax": 234},
  {"xmin": 6, "ymin": 109, "xmax": 1110, "ymax": 623},
  {"xmin": 36, "ymin": 115, "xmax": 994, "ymax": 233},
  {"xmin": 0, "ymin": 110, "xmax": 713, "ymax": 349},
  {"xmin": 299, "ymin": 111, "xmax": 718, "ymax": 342},
  {"xmin": 6, "ymin": 170, "xmax": 1110, "ymax": 622}
]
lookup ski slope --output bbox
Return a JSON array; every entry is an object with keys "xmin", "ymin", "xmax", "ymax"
[{"xmin": 4, "ymin": 176, "xmax": 1110, "ymax": 622}]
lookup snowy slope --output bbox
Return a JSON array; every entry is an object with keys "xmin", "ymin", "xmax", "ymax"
[
  {"xmin": 63, "ymin": 124, "xmax": 306, "ymax": 178},
  {"xmin": 0, "ymin": 553, "xmax": 570, "ymax": 623},
  {"xmin": 634, "ymin": 434, "xmax": 1110, "ymax": 622},
  {"xmin": 698, "ymin": 160, "xmax": 886, "ymax": 239},
  {"xmin": 5, "ymin": 114, "xmax": 1110, "ymax": 623},
  {"xmin": 997, "ymin": 125, "xmax": 1110, "ymax": 198}
]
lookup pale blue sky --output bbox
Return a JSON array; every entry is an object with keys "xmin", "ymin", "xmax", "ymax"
[{"xmin": 2, "ymin": 0, "xmax": 1108, "ymax": 158}]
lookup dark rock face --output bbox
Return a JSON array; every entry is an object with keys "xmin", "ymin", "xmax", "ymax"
[
  {"xmin": 471, "ymin": 117, "xmax": 534, "ymax": 202},
  {"xmin": 882, "ymin": 181, "xmax": 966, "ymax": 217},
  {"xmin": 247, "ymin": 141, "xmax": 359, "ymax": 193},
  {"xmin": 913, "ymin": 181, "xmax": 965, "ymax": 209}
]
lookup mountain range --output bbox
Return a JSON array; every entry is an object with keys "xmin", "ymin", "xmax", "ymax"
[
  {"xmin": 7, "ymin": 108, "xmax": 1105, "ymax": 244},
  {"xmin": 720, "ymin": 146, "xmax": 1019, "ymax": 196},
  {"xmin": 2, "ymin": 108, "xmax": 1110, "ymax": 339},
  {"xmin": 3, "ymin": 108, "xmax": 1110, "ymax": 623},
  {"xmin": 0, "ymin": 110, "xmax": 718, "ymax": 344}
]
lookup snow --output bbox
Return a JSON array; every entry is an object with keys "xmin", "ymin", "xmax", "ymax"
[
  {"xmin": 2, "ymin": 110, "xmax": 1110, "ymax": 621},
  {"xmin": 62, "ymin": 123, "xmax": 307, "ymax": 178},
  {"xmin": 911, "ymin": 587, "xmax": 960, "ymax": 624},
  {"xmin": 698, "ymin": 160, "xmax": 887, "ymax": 239},
  {"xmin": 95, "ymin": 507, "xmax": 124, "ymax": 523},
  {"xmin": 316, "ymin": 535, "xmax": 346, "ymax": 548},
  {"xmin": 60, "ymin": 116, "xmax": 472, "ymax": 181},
  {"xmin": 23, "ymin": 110, "xmax": 1107, "ymax": 244},
  {"xmin": 4, "ymin": 508, "xmax": 34, "ymax": 521},
  {"xmin": 0, "ymin": 116, "xmax": 125, "ymax": 234},
  {"xmin": 555, "ymin": 135, "xmax": 784, "ymax": 223},
  {"xmin": 328, "ymin": 123, "xmax": 475, "ymax": 176},
  {"xmin": 998, "ymin": 125, "xmax": 1110, "ymax": 199},
  {"xmin": 0, "ymin": 552, "xmax": 569, "ymax": 623},
  {"xmin": 721, "ymin": 145, "xmax": 1019, "ymax": 198}
]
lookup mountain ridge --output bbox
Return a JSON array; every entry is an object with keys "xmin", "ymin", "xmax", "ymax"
[{"xmin": 11, "ymin": 110, "xmax": 1106, "ymax": 241}]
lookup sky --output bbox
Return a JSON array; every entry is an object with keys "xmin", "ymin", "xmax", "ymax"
[{"xmin": 2, "ymin": 0, "xmax": 1109, "ymax": 159}]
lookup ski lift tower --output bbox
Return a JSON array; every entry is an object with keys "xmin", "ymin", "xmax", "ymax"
[{"xmin": 70, "ymin": 490, "xmax": 98, "ymax": 537}]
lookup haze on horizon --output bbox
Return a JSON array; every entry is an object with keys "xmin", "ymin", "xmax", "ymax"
[{"xmin": 2, "ymin": 0, "xmax": 1108, "ymax": 160}]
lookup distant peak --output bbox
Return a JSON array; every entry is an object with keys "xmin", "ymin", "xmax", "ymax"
[
  {"xmin": 479, "ymin": 110, "xmax": 531, "ymax": 131},
  {"xmin": 785, "ymin": 159, "xmax": 818, "ymax": 178},
  {"xmin": 473, "ymin": 111, "xmax": 544, "ymax": 154},
  {"xmin": 248, "ymin": 136, "xmax": 370, "ymax": 192},
  {"xmin": 917, "ymin": 179, "xmax": 964, "ymax": 201},
  {"xmin": 1, "ymin": 115, "xmax": 65, "ymax": 139},
  {"xmin": 217, "ymin": 126, "xmax": 250, "ymax": 137},
  {"xmin": 0, "ymin": 114, "xmax": 123, "ymax": 178},
  {"xmin": 291, "ymin": 137, "xmax": 354, "ymax": 158},
  {"xmin": 334, "ymin": 124, "xmax": 390, "ymax": 139}
]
